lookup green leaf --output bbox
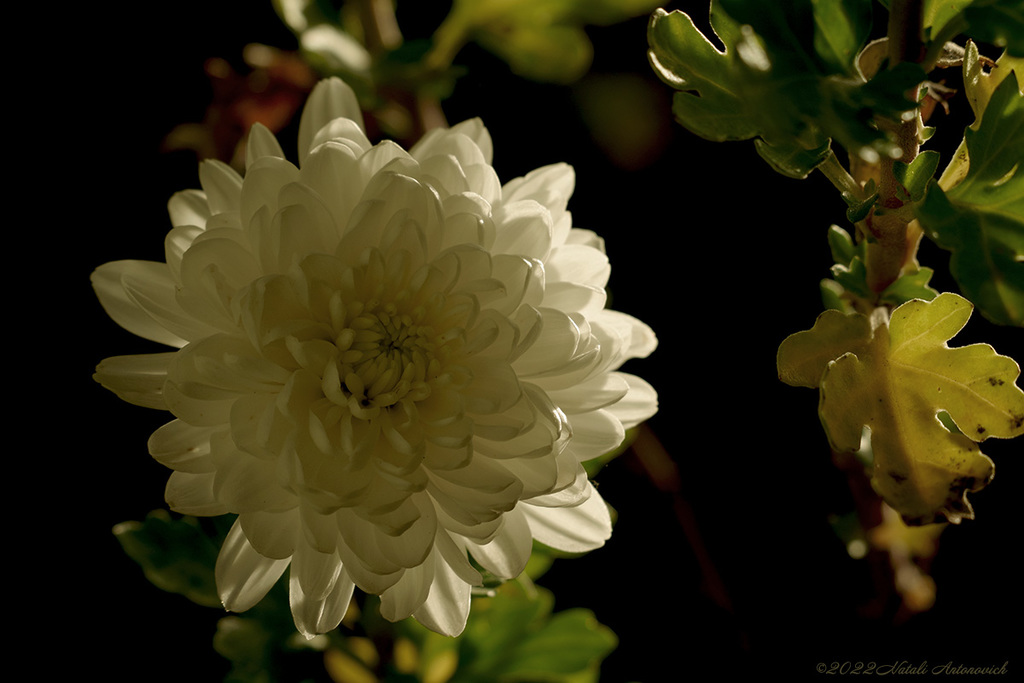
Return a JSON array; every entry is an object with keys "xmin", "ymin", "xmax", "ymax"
[
  {"xmin": 755, "ymin": 137, "xmax": 833, "ymax": 179},
  {"xmin": 894, "ymin": 149, "xmax": 941, "ymax": 202},
  {"xmin": 441, "ymin": 581, "xmax": 617, "ymax": 683},
  {"xmin": 880, "ymin": 267, "xmax": 939, "ymax": 305},
  {"xmin": 961, "ymin": 0, "xmax": 1024, "ymax": 57},
  {"xmin": 498, "ymin": 609, "xmax": 616, "ymax": 681},
  {"xmin": 809, "ymin": 293, "xmax": 1024, "ymax": 524},
  {"xmin": 828, "ymin": 224, "xmax": 860, "ymax": 266},
  {"xmin": 647, "ymin": 7, "xmax": 758, "ymax": 141},
  {"xmin": 811, "ymin": 0, "xmax": 874, "ymax": 75},
  {"xmin": 648, "ymin": 0, "xmax": 922, "ymax": 176},
  {"xmin": 831, "ymin": 256, "xmax": 873, "ymax": 300},
  {"xmin": 918, "ymin": 72, "xmax": 1024, "ymax": 325},
  {"xmin": 112, "ymin": 510, "xmax": 221, "ymax": 608},
  {"xmin": 778, "ymin": 308, "xmax": 874, "ymax": 388}
]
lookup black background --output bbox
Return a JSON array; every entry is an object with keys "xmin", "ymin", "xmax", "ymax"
[{"xmin": 34, "ymin": 1, "xmax": 1021, "ymax": 681}]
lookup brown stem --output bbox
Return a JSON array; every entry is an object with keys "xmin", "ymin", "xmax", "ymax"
[
  {"xmin": 356, "ymin": 0, "xmax": 402, "ymax": 55},
  {"xmin": 865, "ymin": 0, "xmax": 926, "ymax": 293}
]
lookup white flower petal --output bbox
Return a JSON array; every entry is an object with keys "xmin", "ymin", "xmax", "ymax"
[
  {"xmin": 411, "ymin": 549, "xmax": 472, "ymax": 636},
  {"xmin": 299, "ymin": 77, "xmax": 365, "ymax": 162},
  {"xmin": 246, "ymin": 122, "xmax": 286, "ymax": 168},
  {"xmin": 216, "ymin": 519, "xmax": 291, "ymax": 612},
  {"xmin": 93, "ymin": 352, "xmax": 174, "ymax": 409},
  {"xmin": 148, "ymin": 419, "xmax": 217, "ymax": 472},
  {"xmin": 520, "ymin": 484, "xmax": 612, "ymax": 553},
  {"xmin": 165, "ymin": 470, "xmax": 230, "ymax": 515},
  {"xmin": 608, "ymin": 374, "xmax": 659, "ymax": 429},
  {"xmin": 502, "ymin": 163, "xmax": 575, "ymax": 221},
  {"xmin": 92, "ymin": 260, "xmax": 190, "ymax": 347},
  {"xmin": 199, "ymin": 160, "xmax": 244, "ymax": 216},
  {"xmin": 466, "ymin": 507, "xmax": 532, "ymax": 579},
  {"xmin": 168, "ymin": 189, "xmax": 211, "ymax": 230},
  {"xmin": 290, "ymin": 560, "xmax": 355, "ymax": 638}
]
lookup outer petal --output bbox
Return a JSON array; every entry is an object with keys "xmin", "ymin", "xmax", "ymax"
[
  {"xmin": 165, "ymin": 470, "xmax": 231, "ymax": 516},
  {"xmin": 289, "ymin": 541, "xmax": 354, "ymax": 638},
  {"xmin": 607, "ymin": 374, "xmax": 659, "ymax": 430},
  {"xmin": 299, "ymin": 78, "xmax": 365, "ymax": 162},
  {"xmin": 465, "ymin": 507, "xmax": 533, "ymax": 579},
  {"xmin": 217, "ymin": 519, "xmax": 291, "ymax": 613},
  {"xmin": 92, "ymin": 261, "xmax": 190, "ymax": 347},
  {"xmin": 411, "ymin": 548, "xmax": 472, "ymax": 636},
  {"xmin": 520, "ymin": 483, "xmax": 612, "ymax": 553},
  {"xmin": 93, "ymin": 352, "xmax": 174, "ymax": 409}
]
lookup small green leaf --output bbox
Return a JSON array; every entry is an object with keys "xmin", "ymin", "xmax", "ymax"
[
  {"xmin": 845, "ymin": 189, "xmax": 879, "ymax": 223},
  {"xmin": 113, "ymin": 510, "xmax": 221, "ymax": 608},
  {"xmin": 828, "ymin": 224, "xmax": 859, "ymax": 266},
  {"xmin": 831, "ymin": 256, "xmax": 873, "ymax": 300},
  {"xmin": 894, "ymin": 149, "xmax": 941, "ymax": 202},
  {"xmin": 755, "ymin": 137, "xmax": 833, "ymax": 179},
  {"xmin": 880, "ymin": 267, "xmax": 939, "ymax": 305}
]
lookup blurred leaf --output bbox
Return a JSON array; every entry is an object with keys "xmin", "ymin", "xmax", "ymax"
[
  {"xmin": 439, "ymin": 0, "xmax": 660, "ymax": 84},
  {"xmin": 476, "ymin": 22, "xmax": 593, "ymax": 84},
  {"xmin": 573, "ymin": 73, "xmax": 673, "ymax": 170},
  {"xmin": 215, "ymin": 616, "xmax": 277, "ymax": 683},
  {"xmin": 811, "ymin": 0, "xmax": 874, "ymax": 75},
  {"xmin": 790, "ymin": 293, "xmax": 1024, "ymax": 524},
  {"xmin": 918, "ymin": 72, "xmax": 1024, "ymax": 325},
  {"xmin": 113, "ymin": 510, "xmax": 221, "ymax": 608},
  {"xmin": 960, "ymin": 0, "xmax": 1024, "ymax": 56},
  {"xmin": 273, "ymin": 0, "xmax": 372, "ymax": 80}
]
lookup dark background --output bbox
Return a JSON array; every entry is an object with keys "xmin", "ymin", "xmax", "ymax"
[{"xmin": 35, "ymin": 1, "xmax": 1020, "ymax": 681}]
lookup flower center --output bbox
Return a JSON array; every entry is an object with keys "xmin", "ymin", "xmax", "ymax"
[
  {"xmin": 307, "ymin": 248, "xmax": 474, "ymax": 425},
  {"xmin": 333, "ymin": 303, "xmax": 438, "ymax": 418}
]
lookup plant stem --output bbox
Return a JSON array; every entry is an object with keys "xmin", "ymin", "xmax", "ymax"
[
  {"xmin": 356, "ymin": 0, "xmax": 402, "ymax": 56},
  {"xmin": 356, "ymin": 0, "xmax": 449, "ymax": 141},
  {"xmin": 865, "ymin": 0, "xmax": 926, "ymax": 293},
  {"xmin": 818, "ymin": 150, "xmax": 866, "ymax": 202}
]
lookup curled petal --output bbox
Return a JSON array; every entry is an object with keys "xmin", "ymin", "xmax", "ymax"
[{"xmin": 94, "ymin": 352, "xmax": 174, "ymax": 409}]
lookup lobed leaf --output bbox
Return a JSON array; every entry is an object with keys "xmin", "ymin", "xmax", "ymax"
[
  {"xmin": 648, "ymin": 0, "xmax": 923, "ymax": 177},
  {"xmin": 919, "ymin": 71, "xmax": 1024, "ymax": 325},
  {"xmin": 810, "ymin": 294, "xmax": 1024, "ymax": 524}
]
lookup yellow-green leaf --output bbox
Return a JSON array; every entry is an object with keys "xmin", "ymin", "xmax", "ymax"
[
  {"xmin": 817, "ymin": 293, "xmax": 1024, "ymax": 524},
  {"xmin": 777, "ymin": 308, "xmax": 874, "ymax": 388}
]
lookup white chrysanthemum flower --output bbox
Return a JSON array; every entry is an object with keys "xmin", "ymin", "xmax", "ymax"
[{"xmin": 93, "ymin": 78, "xmax": 657, "ymax": 637}]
